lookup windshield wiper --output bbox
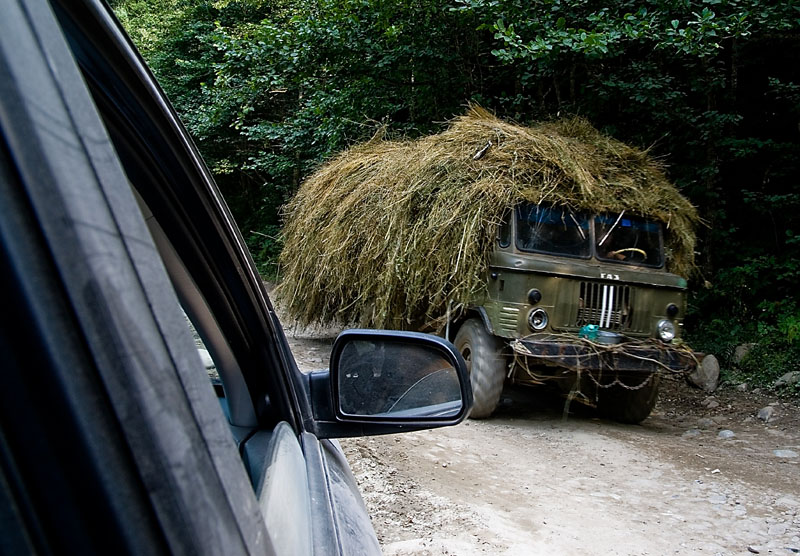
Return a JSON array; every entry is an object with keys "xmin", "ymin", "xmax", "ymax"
[
  {"xmin": 598, "ymin": 210, "xmax": 625, "ymax": 247},
  {"xmin": 569, "ymin": 212, "xmax": 586, "ymax": 240}
]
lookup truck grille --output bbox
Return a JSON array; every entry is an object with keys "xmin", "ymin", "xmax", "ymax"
[{"xmin": 576, "ymin": 282, "xmax": 632, "ymax": 330}]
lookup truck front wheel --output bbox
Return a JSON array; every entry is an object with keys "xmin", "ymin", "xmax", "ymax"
[
  {"xmin": 597, "ymin": 373, "xmax": 660, "ymax": 424},
  {"xmin": 454, "ymin": 319, "xmax": 506, "ymax": 419}
]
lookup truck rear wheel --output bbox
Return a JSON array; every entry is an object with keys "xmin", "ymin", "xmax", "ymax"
[
  {"xmin": 597, "ymin": 373, "xmax": 660, "ymax": 424},
  {"xmin": 454, "ymin": 319, "xmax": 506, "ymax": 419}
]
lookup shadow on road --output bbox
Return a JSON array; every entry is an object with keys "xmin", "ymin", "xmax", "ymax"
[{"xmin": 492, "ymin": 383, "xmax": 601, "ymax": 423}]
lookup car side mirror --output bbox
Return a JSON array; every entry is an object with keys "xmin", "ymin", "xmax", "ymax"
[{"xmin": 308, "ymin": 329, "xmax": 472, "ymax": 438}]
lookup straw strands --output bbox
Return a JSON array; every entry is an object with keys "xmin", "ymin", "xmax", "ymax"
[{"xmin": 276, "ymin": 106, "xmax": 698, "ymax": 330}]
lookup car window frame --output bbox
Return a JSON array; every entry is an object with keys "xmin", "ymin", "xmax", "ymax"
[
  {"xmin": 53, "ymin": 0, "xmax": 306, "ymax": 434},
  {"xmin": 1, "ymin": 1, "xmax": 283, "ymax": 552}
]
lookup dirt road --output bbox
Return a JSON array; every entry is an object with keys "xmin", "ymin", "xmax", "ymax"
[{"xmin": 285, "ymin": 326, "xmax": 800, "ymax": 556}]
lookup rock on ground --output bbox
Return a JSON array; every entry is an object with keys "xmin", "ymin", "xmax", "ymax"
[
  {"xmin": 688, "ymin": 354, "xmax": 720, "ymax": 392},
  {"xmin": 734, "ymin": 343, "xmax": 755, "ymax": 365},
  {"xmin": 775, "ymin": 371, "xmax": 800, "ymax": 388},
  {"xmin": 758, "ymin": 406, "xmax": 776, "ymax": 423}
]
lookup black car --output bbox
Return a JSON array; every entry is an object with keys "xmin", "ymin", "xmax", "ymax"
[{"xmin": 0, "ymin": 1, "xmax": 471, "ymax": 554}]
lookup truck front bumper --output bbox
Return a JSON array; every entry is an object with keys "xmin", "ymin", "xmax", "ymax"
[{"xmin": 510, "ymin": 334, "xmax": 697, "ymax": 375}]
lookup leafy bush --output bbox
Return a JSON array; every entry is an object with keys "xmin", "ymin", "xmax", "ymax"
[
  {"xmin": 737, "ymin": 335, "xmax": 800, "ymax": 396},
  {"xmin": 687, "ymin": 255, "xmax": 800, "ymax": 393}
]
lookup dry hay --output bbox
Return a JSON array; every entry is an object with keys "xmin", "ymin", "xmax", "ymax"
[{"xmin": 276, "ymin": 106, "xmax": 698, "ymax": 330}]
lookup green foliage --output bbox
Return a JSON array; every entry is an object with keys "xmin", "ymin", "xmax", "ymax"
[
  {"xmin": 738, "ymin": 338, "xmax": 800, "ymax": 394},
  {"xmin": 114, "ymin": 0, "xmax": 484, "ymax": 272},
  {"xmin": 110, "ymin": 0, "xmax": 188, "ymax": 52},
  {"xmin": 244, "ymin": 224, "xmax": 283, "ymax": 280},
  {"xmin": 114, "ymin": 0, "xmax": 800, "ymax": 390},
  {"xmin": 687, "ymin": 254, "xmax": 800, "ymax": 393}
]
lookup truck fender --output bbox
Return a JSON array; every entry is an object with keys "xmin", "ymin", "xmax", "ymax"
[{"xmin": 448, "ymin": 307, "xmax": 494, "ymax": 342}]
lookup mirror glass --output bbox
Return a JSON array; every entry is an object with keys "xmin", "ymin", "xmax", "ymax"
[{"xmin": 337, "ymin": 339, "xmax": 463, "ymax": 418}]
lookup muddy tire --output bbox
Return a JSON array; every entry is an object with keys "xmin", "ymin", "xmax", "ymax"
[
  {"xmin": 597, "ymin": 373, "xmax": 660, "ymax": 424},
  {"xmin": 454, "ymin": 319, "xmax": 506, "ymax": 419}
]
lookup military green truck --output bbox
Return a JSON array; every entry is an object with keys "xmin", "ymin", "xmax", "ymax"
[
  {"xmin": 277, "ymin": 108, "xmax": 699, "ymax": 424},
  {"xmin": 450, "ymin": 204, "xmax": 696, "ymax": 422}
]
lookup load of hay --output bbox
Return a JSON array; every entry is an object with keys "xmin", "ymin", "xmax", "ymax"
[{"xmin": 276, "ymin": 106, "xmax": 698, "ymax": 330}]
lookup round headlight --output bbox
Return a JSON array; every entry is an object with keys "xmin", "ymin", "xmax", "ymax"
[
  {"xmin": 528, "ymin": 308, "xmax": 549, "ymax": 331},
  {"xmin": 527, "ymin": 289, "xmax": 542, "ymax": 305},
  {"xmin": 657, "ymin": 319, "xmax": 676, "ymax": 342},
  {"xmin": 666, "ymin": 303, "xmax": 679, "ymax": 318}
]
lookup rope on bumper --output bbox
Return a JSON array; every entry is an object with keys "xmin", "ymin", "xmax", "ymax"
[{"xmin": 508, "ymin": 333, "xmax": 699, "ymax": 417}]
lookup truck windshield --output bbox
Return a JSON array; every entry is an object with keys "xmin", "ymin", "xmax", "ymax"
[
  {"xmin": 516, "ymin": 205, "xmax": 591, "ymax": 258},
  {"xmin": 595, "ymin": 213, "xmax": 663, "ymax": 267}
]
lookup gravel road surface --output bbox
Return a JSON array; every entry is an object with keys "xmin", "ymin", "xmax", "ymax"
[{"xmin": 285, "ymin": 325, "xmax": 800, "ymax": 556}]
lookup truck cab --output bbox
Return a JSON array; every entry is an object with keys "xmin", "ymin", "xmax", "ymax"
[{"xmin": 453, "ymin": 203, "xmax": 695, "ymax": 423}]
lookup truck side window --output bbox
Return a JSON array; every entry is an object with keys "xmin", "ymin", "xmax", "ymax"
[{"xmin": 497, "ymin": 209, "xmax": 512, "ymax": 248}]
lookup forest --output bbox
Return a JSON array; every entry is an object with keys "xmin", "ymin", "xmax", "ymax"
[{"xmin": 111, "ymin": 0, "xmax": 800, "ymax": 391}]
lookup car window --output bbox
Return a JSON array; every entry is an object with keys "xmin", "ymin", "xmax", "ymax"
[
  {"xmin": 4, "ymin": 5, "xmax": 468, "ymax": 553},
  {"xmin": 1, "ymin": 2, "xmax": 278, "ymax": 549},
  {"xmin": 103, "ymin": 53, "xmax": 324, "ymax": 556},
  {"xmin": 247, "ymin": 423, "xmax": 312, "ymax": 555},
  {"xmin": 132, "ymin": 189, "xmax": 258, "ymax": 429},
  {"xmin": 62, "ymin": 28, "xmax": 297, "ymax": 428},
  {"xmin": 56, "ymin": 0, "xmax": 309, "ymax": 480},
  {"xmin": 66, "ymin": 22, "xmax": 323, "ymax": 556}
]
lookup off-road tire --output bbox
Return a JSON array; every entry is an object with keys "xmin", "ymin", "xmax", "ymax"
[
  {"xmin": 597, "ymin": 373, "xmax": 660, "ymax": 424},
  {"xmin": 454, "ymin": 319, "xmax": 506, "ymax": 419}
]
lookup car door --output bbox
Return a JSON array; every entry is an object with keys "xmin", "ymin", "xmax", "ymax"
[
  {"xmin": 1, "ymin": 0, "xmax": 471, "ymax": 554},
  {"xmin": 51, "ymin": 1, "xmax": 388, "ymax": 553},
  {"xmin": 0, "ymin": 1, "xmax": 272, "ymax": 553}
]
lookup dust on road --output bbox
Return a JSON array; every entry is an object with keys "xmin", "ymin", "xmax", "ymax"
[{"xmin": 285, "ymin": 325, "xmax": 800, "ymax": 556}]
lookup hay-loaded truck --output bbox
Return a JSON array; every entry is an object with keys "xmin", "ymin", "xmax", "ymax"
[
  {"xmin": 278, "ymin": 108, "xmax": 698, "ymax": 423},
  {"xmin": 451, "ymin": 204, "xmax": 696, "ymax": 422}
]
